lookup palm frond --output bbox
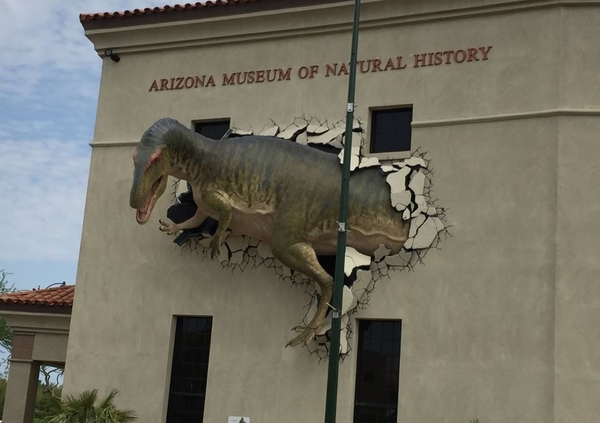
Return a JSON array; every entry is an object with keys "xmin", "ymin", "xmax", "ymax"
[{"xmin": 45, "ymin": 388, "xmax": 137, "ymax": 423}]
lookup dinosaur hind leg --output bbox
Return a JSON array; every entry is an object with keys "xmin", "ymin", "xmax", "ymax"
[{"xmin": 272, "ymin": 241, "xmax": 333, "ymax": 347}]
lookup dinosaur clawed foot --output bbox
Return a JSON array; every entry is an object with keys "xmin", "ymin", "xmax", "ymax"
[
  {"xmin": 286, "ymin": 326, "xmax": 317, "ymax": 348},
  {"xmin": 209, "ymin": 236, "xmax": 222, "ymax": 259}
]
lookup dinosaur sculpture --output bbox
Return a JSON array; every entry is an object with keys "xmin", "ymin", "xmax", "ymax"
[{"xmin": 130, "ymin": 118, "xmax": 410, "ymax": 347}]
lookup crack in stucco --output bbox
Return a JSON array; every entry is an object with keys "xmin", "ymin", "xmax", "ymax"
[{"xmin": 168, "ymin": 117, "xmax": 449, "ymax": 359}]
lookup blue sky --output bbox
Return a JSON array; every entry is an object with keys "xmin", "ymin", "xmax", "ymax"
[{"xmin": 0, "ymin": 0, "xmax": 165, "ymax": 291}]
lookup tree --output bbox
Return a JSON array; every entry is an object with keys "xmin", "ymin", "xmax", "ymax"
[
  {"xmin": 34, "ymin": 366, "xmax": 64, "ymax": 422},
  {"xmin": 46, "ymin": 389, "xmax": 137, "ymax": 423},
  {"xmin": 0, "ymin": 269, "xmax": 15, "ymax": 353},
  {"xmin": 34, "ymin": 380, "xmax": 62, "ymax": 423},
  {"xmin": 0, "ymin": 271, "xmax": 15, "ymax": 421},
  {"xmin": 0, "ymin": 376, "xmax": 7, "ymax": 418}
]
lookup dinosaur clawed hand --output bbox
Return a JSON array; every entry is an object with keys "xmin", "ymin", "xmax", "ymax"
[
  {"xmin": 159, "ymin": 219, "xmax": 179, "ymax": 235},
  {"xmin": 286, "ymin": 325, "xmax": 317, "ymax": 348}
]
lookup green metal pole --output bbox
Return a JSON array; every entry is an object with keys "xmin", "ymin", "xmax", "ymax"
[{"xmin": 324, "ymin": 1, "xmax": 361, "ymax": 423}]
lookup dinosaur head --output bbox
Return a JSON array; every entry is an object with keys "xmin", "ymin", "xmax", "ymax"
[{"xmin": 130, "ymin": 119, "xmax": 176, "ymax": 224}]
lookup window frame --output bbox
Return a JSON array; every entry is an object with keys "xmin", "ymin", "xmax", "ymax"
[
  {"xmin": 353, "ymin": 318, "xmax": 403, "ymax": 423},
  {"xmin": 165, "ymin": 315, "xmax": 214, "ymax": 423},
  {"xmin": 366, "ymin": 105, "xmax": 413, "ymax": 161},
  {"xmin": 192, "ymin": 118, "xmax": 232, "ymax": 140}
]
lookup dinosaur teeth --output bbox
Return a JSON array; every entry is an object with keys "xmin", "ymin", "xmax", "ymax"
[
  {"xmin": 136, "ymin": 207, "xmax": 151, "ymax": 224},
  {"xmin": 136, "ymin": 200, "xmax": 153, "ymax": 224},
  {"xmin": 136, "ymin": 177, "xmax": 162, "ymax": 224}
]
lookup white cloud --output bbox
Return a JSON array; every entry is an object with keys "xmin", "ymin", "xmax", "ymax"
[
  {"xmin": 0, "ymin": 0, "xmax": 166, "ymax": 99},
  {"xmin": 0, "ymin": 136, "xmax": 90, "ymax": 261},
  {"xmin": 0, "ymin": 0, "xmax": 169, "ymax": 267}
]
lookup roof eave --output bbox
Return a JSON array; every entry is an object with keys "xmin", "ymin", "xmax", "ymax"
[
  {"xmin": 79, "ymin": 0, "xmax": 349, "ymax": 31},
  {"xmin": 0, "ymin": 302, "xmax": 73, "ymax": 315}
]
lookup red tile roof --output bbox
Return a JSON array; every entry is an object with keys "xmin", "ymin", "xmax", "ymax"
[
  {"xmin": 79, "ymin": 0, "xmax": 264, "ymax": 22},
  {"xmin": 0, "ymin": 285, "xmax": 74, "ymax": 307}
]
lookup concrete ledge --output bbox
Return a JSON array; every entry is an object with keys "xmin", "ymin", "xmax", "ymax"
[
  {"xmin": 89, "ymin": 109, "xmax": 600, "ymax": 147},
  {"xmin": 412, "ymin": 109, "xmax": 600, "ymax": 128}
]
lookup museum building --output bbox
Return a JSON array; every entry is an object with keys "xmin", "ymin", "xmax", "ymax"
[{"xmin": 3, "ymin": 1, "xmax": 600, "ymax": 422}]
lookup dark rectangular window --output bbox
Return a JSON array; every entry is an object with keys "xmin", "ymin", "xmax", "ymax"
[
  {"xmin": 166, "ymin": 316, "xmax": 213, "ymax": 423},
  {"xmin": 194, "ymin": 119, "xmax": 231, "ymax": 140},
  {"xmin": 370, "ymin": 107, "xmax": 412, "ymax": 154},
  {"xmin": 354, "ymin": 320, "xmax": 402, "ymax": 423}
]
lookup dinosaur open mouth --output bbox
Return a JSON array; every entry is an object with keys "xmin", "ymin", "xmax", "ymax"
[{"xmin": 136, "ymin": 176, "xmax": 164, "ymax": 225}]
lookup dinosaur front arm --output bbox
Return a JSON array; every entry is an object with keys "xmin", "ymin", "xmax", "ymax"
[
  {"xmin": 202, "ymin": 190, "xmax": 234, "ymax": 259},
  {"xmin": 159, "ymin": 209, "xmax": 208, "ymax": 235},
  {"xmin": 159, "ymin": 189, "xmax": 234, "ymax": 259}
]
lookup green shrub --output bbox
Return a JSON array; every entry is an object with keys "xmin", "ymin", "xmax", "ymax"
[{"xmin": 45, "ymin": 389, "xmax": 136, "ymax": 423}]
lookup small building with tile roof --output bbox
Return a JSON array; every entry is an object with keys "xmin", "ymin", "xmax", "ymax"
[
  {"xmin": 0, "ymin": 284, "xmax": 74, "ymax": 309},
  {"xmin": 0, "ymin": 285, "xmax": 73, "ymax": 422},
  {"xmin": 6, "ymin": 1, "xmax": 597, "ymax": 423}
]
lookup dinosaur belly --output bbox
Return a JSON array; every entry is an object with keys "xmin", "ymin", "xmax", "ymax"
[
  {"xmin": 228, "ymin": 209, "xmax": 275, "ymax": 244},
  {"xmin": 194, "ymin": 190, "xmax": 276, "ymax": 243},
  {"xmin": 311, "ymin": 230, "xmax": 408, "ymax": 256}
]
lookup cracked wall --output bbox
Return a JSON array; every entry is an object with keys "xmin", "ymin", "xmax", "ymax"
[{"xmin": 167, "ymin": 117, "xmax": 448, "ymax": 359}]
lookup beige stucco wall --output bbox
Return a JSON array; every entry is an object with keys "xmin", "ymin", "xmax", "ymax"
[
  {"xmin": 554, "ymin": 114, "xmax": 600, "ymax": 423},
  {"xmin": 66, "ymin": 1, "xmax": 600, "ymax": 422}
]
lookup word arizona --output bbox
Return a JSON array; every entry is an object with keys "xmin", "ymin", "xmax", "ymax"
[{"xmin": 148, "ymin": 75, "xmax": 216, "ymax": 91}]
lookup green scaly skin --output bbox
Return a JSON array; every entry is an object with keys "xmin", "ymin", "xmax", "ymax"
[{"xmin": 130, "ymin": 118, "xmax": 410, "ymax": 347}]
